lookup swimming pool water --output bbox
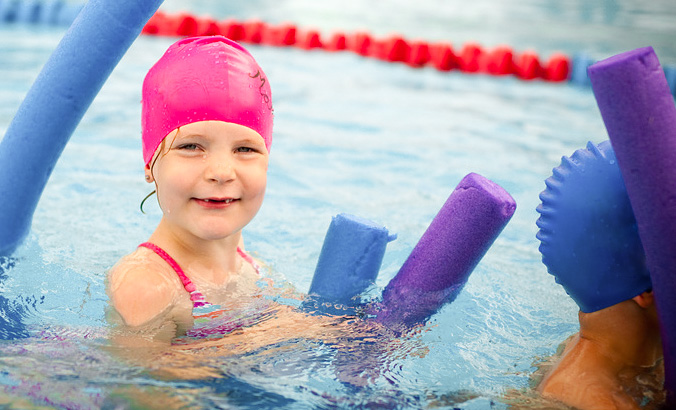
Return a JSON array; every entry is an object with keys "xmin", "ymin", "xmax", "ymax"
[{"xmin": 1, "ymin": 1, "xmax": 675, "ymax": 408}]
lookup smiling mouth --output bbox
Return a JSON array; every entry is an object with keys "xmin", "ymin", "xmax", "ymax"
[{"xmin": 194, "ymin": 197, "xmax": 238, "ymax": 207}]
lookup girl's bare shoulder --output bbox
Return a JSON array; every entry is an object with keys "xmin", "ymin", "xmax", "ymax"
[{"xmin": 107, "ymin": 248, "xmax": 181, "ymax": 328}]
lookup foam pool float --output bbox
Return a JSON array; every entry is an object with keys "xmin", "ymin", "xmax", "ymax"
[
  {"xmin": 0, "ymin": 0, "xmax": 164, "ymax": 256},
  {"xmin": 588, "ymin": 46, "xmax": 676, "ymax": 404}
]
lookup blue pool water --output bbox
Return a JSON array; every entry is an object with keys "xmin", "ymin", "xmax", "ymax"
[{"xmin": 0, "ymin": 1, "xmax": 675, "ymax": 408}]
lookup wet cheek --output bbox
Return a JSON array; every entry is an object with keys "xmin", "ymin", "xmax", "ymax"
[
  {"xmin": 155, "ymin": 176, "xmax": 192, "ymax": 212},
  {"xmin": 247, "ymin": 177, "xmax": 267, "ymax": 202},
  {"xmin": 257, "ymin": 174, "xmax": 268, "ymax": 196}
]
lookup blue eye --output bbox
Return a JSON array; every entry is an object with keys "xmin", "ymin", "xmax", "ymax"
[{"xmin": 236, "ymin": 147, "xmax": 255, "ymax": 153}]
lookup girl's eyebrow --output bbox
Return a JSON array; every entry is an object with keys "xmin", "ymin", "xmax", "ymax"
[
  {"xmin": 235, "ymin": 136, "xmax": 266, "ymax": 146},
  {"xmin": 173, "ymin": 131, "xmax": 264, "ymax": 147},
  {"xmin": 175, "ymin": 132, "xmax": 205, "ymax": 139}
]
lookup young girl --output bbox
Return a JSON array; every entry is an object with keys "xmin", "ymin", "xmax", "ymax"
[
  {"xmin": 107, "ymin": 35, "xmax": 285, "ymax": 343},
  {"xmin": 106, "ymin": 37, "xmax": 402, "ymax": 386}
]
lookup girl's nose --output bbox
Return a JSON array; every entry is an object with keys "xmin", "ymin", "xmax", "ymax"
[{"xmin": 203, "ymin": 155, "xmax": 236, "ymax": 183}]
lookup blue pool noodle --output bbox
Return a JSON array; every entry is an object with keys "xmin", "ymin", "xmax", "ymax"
[
  {"xmin": 375, "ymin": 173, "xmax": 516, "ymax": 329},
  {"xmin": 587, "ymin": 47, "xmax": 676, "ymax": 405},
  {"xmin": 308, "ymin": 213, "xmax": 396, "ymax": 314},
  {"xmin": 0, "ymin": 0, "xmax": 164, "ymax": 256}
]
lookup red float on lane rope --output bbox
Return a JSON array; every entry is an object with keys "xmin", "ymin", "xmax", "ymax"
[{"xmin": 141, "ymin": 10, "xmax": 571, "ymax": 83}]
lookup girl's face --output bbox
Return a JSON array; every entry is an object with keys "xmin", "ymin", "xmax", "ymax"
[{"xmin": 146, "ymin": 121, "xmax": 269, "ymax": 242}]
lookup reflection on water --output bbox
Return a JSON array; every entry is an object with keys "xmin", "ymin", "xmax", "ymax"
[
  {"xmin": 0, "ymin": 309, "xmax": 479, "ymax": 409},
  {"xmin": 0, "ymin": 258, "xmax": 27, "ymax": 340}
]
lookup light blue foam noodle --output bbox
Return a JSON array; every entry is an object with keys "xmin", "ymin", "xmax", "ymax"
[
  {"xmin": 0, "ymin": 0, "xmax": 164, "ymax": 256},
  {"xmin": 306, "ymin": 213, "xmax": 397, "ymax": 315}
]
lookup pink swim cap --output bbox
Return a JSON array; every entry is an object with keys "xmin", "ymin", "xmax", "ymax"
[{"xmin": 142, "ymin": 36, "xmax": 273, "ymax": 165}]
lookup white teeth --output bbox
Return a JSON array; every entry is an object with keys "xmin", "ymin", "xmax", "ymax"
[{"xmin": 203, "ymin": 199, "xmax": 234, "ymax": 203}]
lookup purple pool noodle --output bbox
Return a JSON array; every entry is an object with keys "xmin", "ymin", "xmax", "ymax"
[
  {"xmin": 588, "ymin": 46, "xmax": 676, "ymax": 404},
  {"xmin": 375, "ymin": 172, "xmax": 516, "ymax": 328},
  {"xmin": 0, "ymin": 0, "xmax": 164, "ymax": 256}
]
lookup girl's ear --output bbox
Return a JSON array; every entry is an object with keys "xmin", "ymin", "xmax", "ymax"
[
  {"xmin": 144, "ymin": 165, "xmax": 154, "ymax": 183},
  {"xmin": 632, "ymin": 291, "xmax": 655, "ymax": 309}
]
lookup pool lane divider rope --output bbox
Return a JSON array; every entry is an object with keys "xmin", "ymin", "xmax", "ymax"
[
  {"xmin": 4, "ymin": 4, "xmax": 676, "ymax": 94},
  {"xmin": 138, "ymin": 10, "xmax": 676, "ymax": 94},
  {"xmin": 588, "ymin": 46, "xmax": 676, "ymax": 406},
  {"xmin": 0, "ymin": 0, "xmax": 164, "ymax": 256},
  {"xmin": 141, "ymin": 10, "xmax": 570, "ymax": 83}
]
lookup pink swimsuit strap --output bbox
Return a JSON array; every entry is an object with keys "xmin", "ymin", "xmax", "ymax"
[{"xmin": 138, "ymin": 242, "xmax": 259, "ymax": 308}]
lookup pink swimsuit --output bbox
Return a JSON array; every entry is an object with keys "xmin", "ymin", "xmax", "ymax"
[{"xmin": 138, "ymin": 242, "xmax": 266, "ymax": 342}]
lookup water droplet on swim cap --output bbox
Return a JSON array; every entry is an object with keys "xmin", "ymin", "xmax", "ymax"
[{"xmin": 141, "ymin": 35, "xmax": 274, "ymax": 166}]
